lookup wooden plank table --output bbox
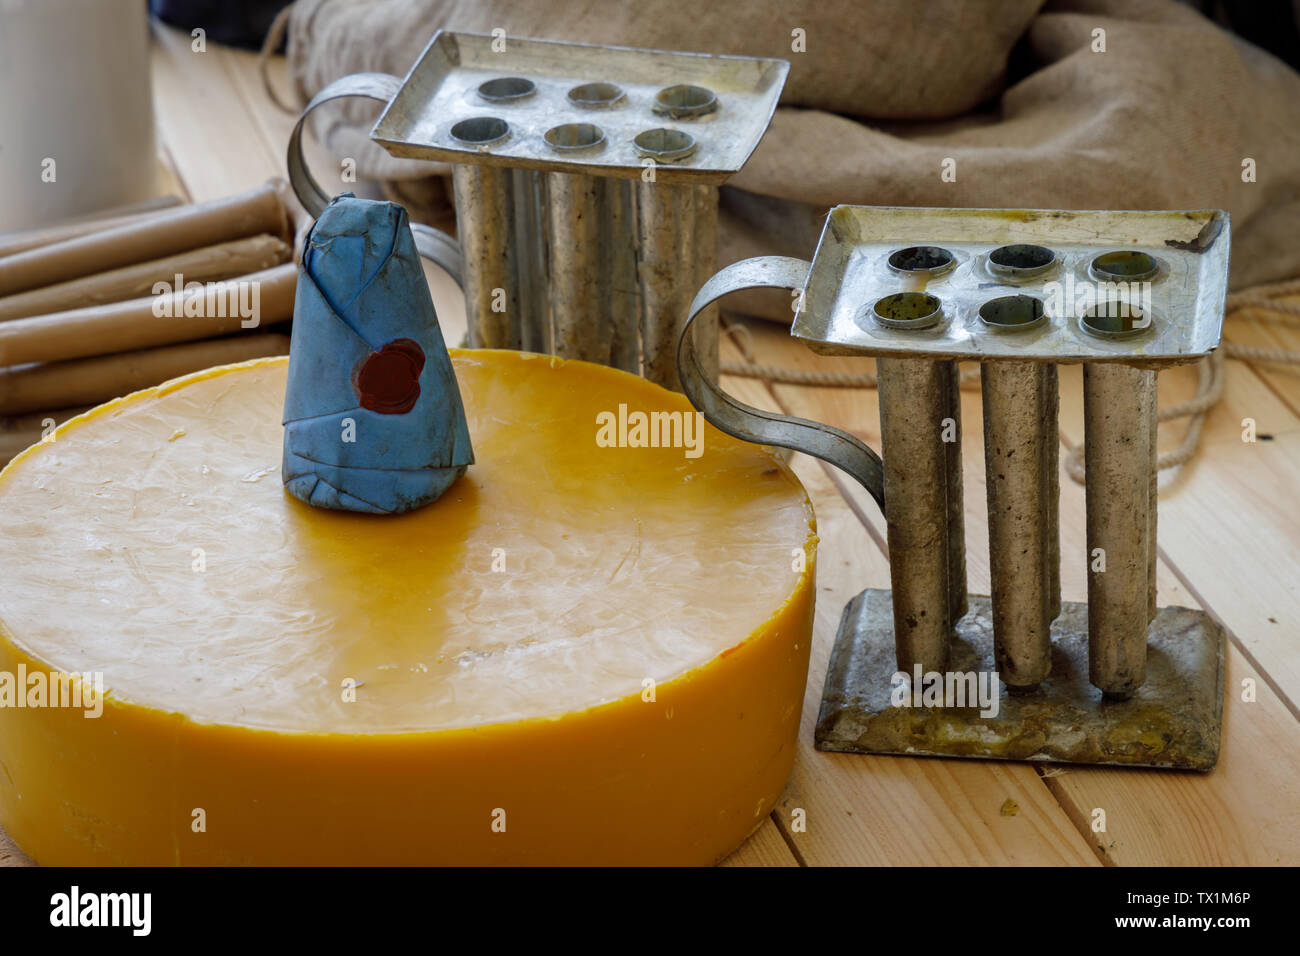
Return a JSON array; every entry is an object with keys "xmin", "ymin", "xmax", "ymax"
[{"xmin": 3, "ymin": 25, "xmax": 1297, "ymax": 866}]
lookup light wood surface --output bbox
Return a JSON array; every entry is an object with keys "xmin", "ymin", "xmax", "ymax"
[{"xmin": 4, "ymin": 24, "xmax": 1297, "ymax": 866}]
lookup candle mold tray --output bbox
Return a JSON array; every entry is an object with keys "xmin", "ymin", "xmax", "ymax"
[
  {"xmin": 791, "ymin": 206, "xmax": 1230, "ymax": 366},
  {"xmin": 370, "ymin": 30, "xmax": 789, "ymax": 183},
  {"xmin": 675, "ymin": 202, "xmax": 1232, "ymax": 771}
]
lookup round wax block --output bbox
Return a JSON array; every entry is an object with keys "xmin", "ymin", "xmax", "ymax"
[{"xmin": 0, "ymin": 351, "xmax": 816, "ymax": 865}]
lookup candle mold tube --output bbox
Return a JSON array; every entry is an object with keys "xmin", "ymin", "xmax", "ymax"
[
  {"xmin": 942, "ymin": 359, "xmax": 968, "ymax": 625},
  {"xmin": 981, "ymin": 360, "xmax": 1060, "ymax": 687},
  {"xmin": 877, "ymin": 356, "xmax": 956, "ymax": 675},
  {"xmin": 1083, "ymin": 362, "xmax": 1156, "ymax": 697},
  {"xmin": 453, "ymin": 165, "xmax": 521, "ymax": 350},
  {"xmin": 547, "ymin": 171, "xmax": 612, "ymax": 365},
  {"xmin": 637, "ymin": 181, "xmax": 719, "ymax": 390}
]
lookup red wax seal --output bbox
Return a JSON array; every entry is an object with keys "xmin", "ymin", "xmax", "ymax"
[{"xmin": 354, "ymin": 338, "xmax": 425, "ymax": 414}]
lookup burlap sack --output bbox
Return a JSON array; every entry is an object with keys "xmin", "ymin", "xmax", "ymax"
[{"xmin": 285, "ymin": 0, "xmax": 1300, "ymax": 318}]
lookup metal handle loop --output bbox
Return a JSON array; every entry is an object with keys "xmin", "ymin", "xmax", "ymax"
[
  {"xmin": 286, "ymin": 72, "xmax": 464, "ymax": 284},
  {"xmin": 676, "ymin": 256, "xmax": 885, "ymax": 511}
]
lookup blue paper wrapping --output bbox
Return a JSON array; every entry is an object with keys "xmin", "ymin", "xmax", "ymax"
[{"xmin": 281, "ymin": 195, "xmax": 473, "ymax": 514}]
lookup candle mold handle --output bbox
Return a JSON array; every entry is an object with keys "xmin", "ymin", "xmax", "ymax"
[
  {"xmin": 676, "ymin": 256, "xmax": 885, "ymax": 511},
  {"xmin": 287, "ymin": 72, "xmax": 465, "ymax": 283}
]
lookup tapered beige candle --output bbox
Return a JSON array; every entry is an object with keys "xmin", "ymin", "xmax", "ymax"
[
  {"xmin": 0, "ymin": 427, "xmax": 41, "ymax": 467},
  {"xmin": 0, "ymin": 333, "xmax": 292, "ymax": 416},
  {"xmin": 0, "ymin": 407, "xmax": 95, "ymax": 467},
  {"xmin": 0, "ymin": 182, "xmax": 290, "ymax": 297},
  {"xmin": 0, "ymin": 198, "xmax": 183, "ymax": 259},
  {"xmin": 0, "ymin": 235, "xmax": 291, "ymax": 322},
  {"xmin": 0, "ymin": 264, "xmax": 295, "ymax": 366}
]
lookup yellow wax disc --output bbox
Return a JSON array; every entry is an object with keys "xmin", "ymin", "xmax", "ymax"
[{"xmin": 0, "ymin": 351, "xmax": 816, "ymax": 865}]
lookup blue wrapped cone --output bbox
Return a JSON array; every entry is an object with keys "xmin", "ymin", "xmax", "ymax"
[{"xmin": 282, "ymin": 195, "xmax": 473, "ymax": 514}]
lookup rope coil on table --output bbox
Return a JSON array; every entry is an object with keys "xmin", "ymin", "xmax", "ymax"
[{"xmin": 721, "ymin": 282, "xmax": 1300, "ymax": 485}]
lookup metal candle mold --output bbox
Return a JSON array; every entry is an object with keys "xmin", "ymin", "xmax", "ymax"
[
  {"xmin": 287, "ymin": 30, "xmax": 788, "ymax": 390},
  {"xmin": 677, "ymin": 206, "xmax": 1230, "ymax": 770}
]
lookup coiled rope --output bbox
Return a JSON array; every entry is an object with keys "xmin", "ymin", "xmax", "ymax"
[{"xmin": 720, "ymin": 278, "xmax": 1300, "ymax": 484}]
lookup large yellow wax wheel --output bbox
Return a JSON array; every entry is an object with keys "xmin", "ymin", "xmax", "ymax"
[{"xmin": 0, "ymin": 351, "xmax": 815, "ymax": 865}]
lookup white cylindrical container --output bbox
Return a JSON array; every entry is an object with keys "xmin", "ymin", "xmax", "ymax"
[{"xmin": 0, "ymin": 0, "xmax": 158, "ymax": 231}]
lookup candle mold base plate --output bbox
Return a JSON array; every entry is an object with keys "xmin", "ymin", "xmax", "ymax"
[{"xmin": 815, "ymin": 589, "xmax": 1225, "ymax": 770}]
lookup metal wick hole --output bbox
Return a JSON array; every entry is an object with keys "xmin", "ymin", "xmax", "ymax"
[
  {"xmin": 871, "ymin": 292, "xmax": 944, "ymax": 330},
  {"xmin": 567, "ymin": 82, "xmax": 625, "ymax": 108},
  {"xmin": 1090, "ymin": 250, "xmax": 1159, "ymax": 281},
  {"xmin": 652, "ymin": 84, "xmax": 718, "ymax": 118},
  {"xmin": 979, "ymin": 295, "xmax": 1047, "ymax": 331},
  {"xmin": 633, "ymin": 128, "xmax": 697, "ymax": 162},
  {"xmin": 544, "ymin": 122, "xmax": 606, "ymax": 151},
  {"xmin": 988, "ymin": 243, "xmax": 1057, "ymax": 279},
  {"xmin": 1080, "ymin": 300, "xmax": 1153, "ymax": 339},
  {"xmin": 477, "ymin": 77, "xmax": 536, "ymax": 103},
  {"xmin": 449, "ymin": 116, "xmax": 510, "ymax": 146},
  {"xmin": 886, "ymin": 246, "xmax": 956, "ymax": 278}
]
